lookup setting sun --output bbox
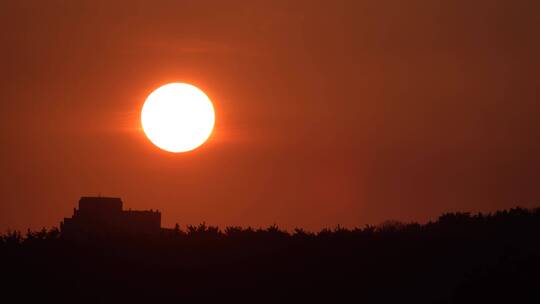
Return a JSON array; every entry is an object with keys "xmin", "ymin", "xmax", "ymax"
[{"xmin": 141, "ymin": 83, "xmax": 215, "ymax": 153}]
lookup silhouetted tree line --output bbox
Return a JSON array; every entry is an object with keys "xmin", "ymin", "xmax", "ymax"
[{"xmin": 1, "ymin": 207, "xmax": 540, "ymax": 303}]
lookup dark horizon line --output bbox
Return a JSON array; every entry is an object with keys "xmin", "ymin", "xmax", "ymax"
[{"xmin": 4, "ymin": 205, "xmax": 539, "ymax": 236}]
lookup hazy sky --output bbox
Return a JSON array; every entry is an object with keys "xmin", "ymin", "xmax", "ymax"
[{"xmin": 1, "ymin": 0, "xmax": 539, "ymax": 231}]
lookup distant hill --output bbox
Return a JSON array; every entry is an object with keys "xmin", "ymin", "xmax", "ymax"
[{"xmin": 1, "ymin": 207, "xmax": 539, "ymax": 303}]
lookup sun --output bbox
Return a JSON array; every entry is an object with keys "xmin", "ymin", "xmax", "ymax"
[{"xmin": 141, "ymin": 83, "xmax": 215, "ymax": 153}]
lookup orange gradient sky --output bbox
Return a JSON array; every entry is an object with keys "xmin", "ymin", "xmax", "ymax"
[{"xmin": 1, "ymin": 0, "xmax": 540, "ymax": 231}]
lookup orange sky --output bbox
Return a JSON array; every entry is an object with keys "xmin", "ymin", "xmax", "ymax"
[{"xmin": 1, "ymin": 0, "xmax": 540, "ymax": 231}]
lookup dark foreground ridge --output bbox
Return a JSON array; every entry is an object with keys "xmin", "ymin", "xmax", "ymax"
[{"xmin": 1, "ymin": 198, "xmax": 540, "ymax": 303}]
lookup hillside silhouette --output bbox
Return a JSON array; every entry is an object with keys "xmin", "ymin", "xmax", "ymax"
[{"xmin": 2, "ymin": 207, "xmax": 540, "ymax": 303}]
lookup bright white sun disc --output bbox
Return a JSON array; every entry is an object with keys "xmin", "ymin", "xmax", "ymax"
[{"xmin": 141, "ymin": 83, "xmax": 215, "ymax": 153}]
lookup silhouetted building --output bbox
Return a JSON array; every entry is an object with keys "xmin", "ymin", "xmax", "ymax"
[{"xmin": 61, "ymin": 197, "xmax": 161, "ymax": 239}]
